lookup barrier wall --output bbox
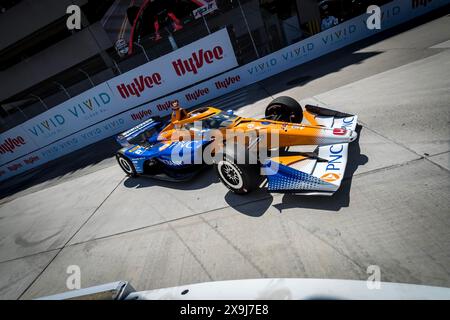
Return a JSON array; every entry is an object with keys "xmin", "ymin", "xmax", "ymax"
[{"xmin": 0, "ymin": 0, "xmax": 448, "ymax": 182}]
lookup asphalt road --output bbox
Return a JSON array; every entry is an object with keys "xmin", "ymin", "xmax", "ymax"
[{"xmin": 0, "ymin": 13, "xmax": 449, "ymax": 299}]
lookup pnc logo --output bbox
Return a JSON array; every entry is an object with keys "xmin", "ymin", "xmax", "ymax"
[
  {"xmin": 116, "ymin": 73, "xmax": 162, "ymax": 99},
  {"xmin": 0, "ymin": 136, "xmax": 26, "ymax": 154},
  {"xmin": 321, "ymin": 173, "xmax": 340, "ymax": 182},
  {"xmin": 172, "ymin": 46, "xmax": 224, "ymax": 76}
]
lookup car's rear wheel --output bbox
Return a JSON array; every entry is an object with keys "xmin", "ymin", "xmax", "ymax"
[
  {"xmin": 265, "ymin": 96, "xmax": 303, "ymax": 123},
  {"xmin": 116, "ymin": 153, "xmax": 137, "ymax": 177},
  {"xmin": 215, "ymin": 156, "xmax": 262, "ymax": 194}
]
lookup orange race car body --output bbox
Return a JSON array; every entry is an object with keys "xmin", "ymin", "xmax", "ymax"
[{"xmin": 116, "ymin": 97, "xmax": 358, "ymax": 195}]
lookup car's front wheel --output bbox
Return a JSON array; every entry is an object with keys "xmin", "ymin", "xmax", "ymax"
[
  {"xmin": 116, "ymin": 153, "xmax": 137, "ymax": 177},
  {"xmin": 215, "ymin": 157, "xmax": 262, "ymax": 194}
]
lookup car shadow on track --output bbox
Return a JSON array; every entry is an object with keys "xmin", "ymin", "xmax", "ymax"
[
  {"xmin": 273, "ymin": 124, "xmax": 368, "ymax": 213},
  {"xmin": 226, "ymin": 125, "xmax": 368, "ymax": 216},
  {"xmin": 224, "ymin": 189, "xmax": 274, "ymax": 218},
  {"xmin": 123, "ymin": 166, "xmax": 220, "ymax": 190}
]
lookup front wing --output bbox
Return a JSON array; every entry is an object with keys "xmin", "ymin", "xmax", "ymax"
[{"xmin": 262, "ymin": 114, "xmax": 358, "ymax": 195}]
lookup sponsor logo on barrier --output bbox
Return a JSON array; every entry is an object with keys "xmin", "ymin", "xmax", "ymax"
[
  {"xmin": 215, "ymin": 75, "xmax": 241, "ymax": 89},
  {"xmin": 67, "ymin": 93, "xmax": 111, "ymax": 117},
  {"xmin": 281, "ymin": 43, "xmax": 314, "ymax": 61},
  {"xmin": 248, "ymin": 58, "xmax": 278, "ymax": 75},
  {"xmin": 28, "ymin": 92, "xmax": 111, "ymax": 137},
  {"xmin": 131, "ymin": 108, "xmax": 153, "ymax": 121},
  {"xmin": 322, "ymin": 25, "xmax": 357, "ymax": 44},
  {"xmin": 8, "ymin": 163, "xmax": 22, "ymax": 171},
  {"xmin": 156, "ymin": 100, "xmax": 172, "ymax": 112},
  {"xmin": 185, "ymin": 88, "xmax": 210, "ymax": 102},
  {"xmin": 23, "ymin": 155, "xmax": 39, "ymax": 165},
  {"xmin": 380, "ymin": 6, "xmax": 401, "ymax": 20},
  {"xmin": 172, "ymin": 46, "xmax": 224, "ymax": 76},
  {"xmin": 333, "ymin": 128, "xmax": 347, "ymax": 135},
  {"xmin": 116, "ymin": 73, "xmax": 163, "ymax": 99},
  {"xmin": 29, "ymin": 115, "xmax": 65, "ymax": 137},
  {"xmin": 0, "ymin": 136, "xmax": 26, "ymax": 154},
  {"xmin": 412, "ymin": 0, "xmax": 432, "ymax": 8}
]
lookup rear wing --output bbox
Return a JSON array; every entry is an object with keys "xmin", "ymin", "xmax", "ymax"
[
  {"xmin": 263, "ymin": 108, "xmax": 358, "ymax": 195},
  {"xmin": 116, "ymin": 118, "xmax": 162, "ymax": 147}
]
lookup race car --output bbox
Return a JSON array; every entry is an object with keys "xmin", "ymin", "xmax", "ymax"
[{"xmin": 115, "ymin": 96, "xmax": 358, "ymax": 195}]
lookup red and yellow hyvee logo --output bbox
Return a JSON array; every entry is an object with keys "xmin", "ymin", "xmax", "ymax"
[
  {"xmin": 172, "ymin": 46, "xmax": 224, "ymax": 76},
  {"xmin": 0, "ymin": 136, "xmax": 26, "ymax": 154},
  {"xmin": 116, "ymin": 73, "xmax": 163, "ymax": 99},
  {"xmin": 321, "ymin": 173, "xmax": 340, "ymax": 182}
]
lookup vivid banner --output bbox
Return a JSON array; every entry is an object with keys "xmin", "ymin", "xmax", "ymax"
[{"xmin": 1, "ymin": 0, "xmax": 449, "ymax": 182}]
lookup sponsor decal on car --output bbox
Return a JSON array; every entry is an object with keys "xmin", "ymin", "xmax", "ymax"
[
  {"xmin": 341, "ymin": 116, "xmax": 356, "ymax": 129},
  {"xmin": 321, "ymin": 172, "xmax": 340, "ymax": 182},
  {"xmin": 333, "ymin": 128, "xmax": 347, "ymax": 135},
  {"xmin": 326, "ymin": 144, "xmax": 344, "ymax": 172}
]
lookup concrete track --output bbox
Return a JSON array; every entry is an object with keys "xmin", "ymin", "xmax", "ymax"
[{"xmin": 0, "ymin": 13, "xmax": 449, "ymax": 299}]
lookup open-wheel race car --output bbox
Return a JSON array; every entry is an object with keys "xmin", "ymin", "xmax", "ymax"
[{"xmin": 115, "ymin": 96, "xmax": 358, "ymax": 195}]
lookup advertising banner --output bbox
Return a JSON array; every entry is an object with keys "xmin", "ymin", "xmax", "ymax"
[
  {"xmin": 107, "ymin": 28, "xmax": 238, "ymax": 110},
  {"xmin": 0, "ymin": 28, "xmax": 237, "ymax": 168},
  {"xmin": 19, "ymin": 83, "xmax": 116, "ymax": 149},
  {"xmin": 0, "ymin": 126, "xmax": 40, "ymax": 166},
  {"xmin": 0, "ymin": 0, "xmax": 448, "ymax": 182}
]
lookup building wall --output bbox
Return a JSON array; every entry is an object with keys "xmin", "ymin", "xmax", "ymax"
[
  {"xmin": 0, "ymin": 0, "xmax": 88, "ymax": 52},
  {"xmin": 0, "ymin": 22, "xmax": 112, "ymax": 101}
]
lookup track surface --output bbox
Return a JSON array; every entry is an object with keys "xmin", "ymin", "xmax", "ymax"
[{"xmin": 0, "ymin": 13, "xmax": 449, "ymax": 299}]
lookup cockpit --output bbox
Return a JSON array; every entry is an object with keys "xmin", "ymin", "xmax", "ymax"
[{"xmin": 184, "ymin": 110, "xmax": 238, "ymax": 130}]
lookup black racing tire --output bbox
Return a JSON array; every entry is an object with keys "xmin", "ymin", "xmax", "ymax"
[
  {"xmin": 265, "ymin": 96, "xmax": 303, "ymax": 123},
  {"xmin": 116, "ymin": 153, "xmax": 137, "ymax": 177},
  {"xmin": 215, "ymin": 155, "xmax": 262, "ymax": 194}
]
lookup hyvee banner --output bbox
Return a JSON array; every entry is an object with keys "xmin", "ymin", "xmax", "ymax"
[
  {"xmin": 107, "ymin": 28, "xmax": 238, "ymax": 110},
  {"xmin": 1, "ymin": 0, "xmax": 448, "ymax": 182},
  {"xmin": 0, "ymin": 28, "xmax": 237, "ymax": 167},
  {"xmin": 20, "ymin": 83, "xmax": 115, "ymax": 149},
  {"xmin": 0, "ymin": 126, "xmax": 40, "ymax": 165}
]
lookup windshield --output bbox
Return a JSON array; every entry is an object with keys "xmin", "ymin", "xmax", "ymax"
[{"xmin": 128, "ymin": 127, "xmax": 158, "ymax": 146}]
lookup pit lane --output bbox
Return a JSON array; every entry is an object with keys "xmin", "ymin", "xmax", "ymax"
[{"xmin": 0, "ymin": 12, "xmax": 449, "ymax": 299}]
